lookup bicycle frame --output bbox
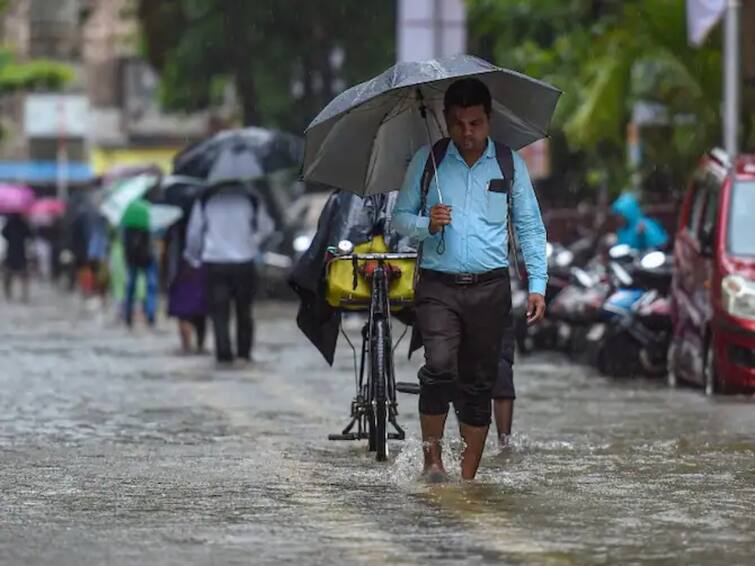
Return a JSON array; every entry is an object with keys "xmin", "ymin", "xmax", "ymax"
[{"xmin": 328, "ymin": 253, "xmax": 413, "ymax": 451}]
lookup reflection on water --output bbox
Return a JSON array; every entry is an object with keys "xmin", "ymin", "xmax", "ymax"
[{"xmin": 1, "ymin": 290, "xmax": 753, "ymax": 565}]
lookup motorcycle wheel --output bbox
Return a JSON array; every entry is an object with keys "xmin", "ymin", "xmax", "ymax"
[{"xmin": 597, "ymin": 331, "xmax": 641, "ymax": 378}]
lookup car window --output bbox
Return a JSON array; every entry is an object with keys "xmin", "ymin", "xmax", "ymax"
[
  {"xmin": 687, "ymin": 178, "xmax": 707, "ymax": 238},
  {"xmin": 728, "ymin": 181, "xmax": 755, "ymax": 256},
  {"xmin": 699, "ymin": 174, "xmax": 720, "ymax": 241}
]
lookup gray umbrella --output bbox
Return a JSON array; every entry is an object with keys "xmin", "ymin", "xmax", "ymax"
[
  {"xmin": 174, "ymin": 127, "xmax": 303, "ymax": 185},
  {"xmin": 302, "ymin": 54, "xmax": 562, "ymax": 197}
]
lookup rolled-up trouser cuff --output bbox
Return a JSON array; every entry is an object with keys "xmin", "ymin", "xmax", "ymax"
[
  {"xmin": 491, "ymin": 358, "xmax": 516, "ymax": 399},
  {"xmin": 418, "ymin": 367, "xmax": 455, "ymax": 415},
  {"xmin": 419, "ymin": 367, "xmax": 493, "ymax": 425},
  {"xmin": 454, "ymin": 391, "xmax": 492, "ymax": 427}
]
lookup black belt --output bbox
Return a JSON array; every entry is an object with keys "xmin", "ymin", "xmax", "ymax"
[{"xmin": 420, "ymin": 268, "xmax": 509, "ymax": 286}]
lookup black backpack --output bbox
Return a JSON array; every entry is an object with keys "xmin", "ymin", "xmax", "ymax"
[
  {"xmin": 123, "ymin": 228, "xmax": 153, "ymax": 268},
  {"xmin": 418, "ymin": 138, "xmax": 520, "ymax": 272}
]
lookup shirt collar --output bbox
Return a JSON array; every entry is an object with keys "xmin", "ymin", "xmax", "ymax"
[{"xmin": 446, "ymin": 137, "xmax": 495, "ymax": 163}]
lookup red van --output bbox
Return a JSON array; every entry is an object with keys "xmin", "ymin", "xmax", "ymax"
[{"xmin": 669, "ymin": 149, "xmax": 755, "ymax": 394}]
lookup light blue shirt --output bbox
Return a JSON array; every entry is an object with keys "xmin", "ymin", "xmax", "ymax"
[{"xmin": 394, "ymin": 138, "xmax": 548, "ymax": 295}]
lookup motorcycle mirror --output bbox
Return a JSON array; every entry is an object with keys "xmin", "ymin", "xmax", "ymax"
[
  {"xmin": 337, "ymin": 240, "xmax": 354, "ymax": 255},
  {"xmin": 555, "ymin": 249, "xmax": 574, "ymax": 267},
  {"xmin": 572, "ymin": 267, "xmax": 594, "ymax": 288},
  {"xmin": 610, "ymin": 261, "xmax": 634, "ymax": 287},
  {"xmin": 608, "ymin": 243, "xmax": 632, "ymax": 260},
  {"xmin": 546, "ymin": 242, "xmax": 554, "ymax": 259},
  {"xmin": 640, "ymin": 251, "xmax": 666, "ymax": 270}
]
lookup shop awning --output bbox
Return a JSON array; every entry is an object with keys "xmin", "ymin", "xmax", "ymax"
[{"xmin": 0, "ymin": 161, "xmax": 93, "ymax": 184}]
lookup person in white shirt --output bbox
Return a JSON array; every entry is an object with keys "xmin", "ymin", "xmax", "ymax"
[{"xmin": 185, "ymin": 182, "xmax": 274, "ymax": 364}]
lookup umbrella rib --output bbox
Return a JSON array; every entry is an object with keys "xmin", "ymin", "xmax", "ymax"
[{"xmin": 362, "ymin": 91, "xmax": 414, "ymax": 194}]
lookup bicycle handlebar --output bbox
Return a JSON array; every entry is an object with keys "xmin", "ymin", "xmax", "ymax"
[{"xmin": 329, "ymin": 253, "xmax": 418, "ymax": 262}]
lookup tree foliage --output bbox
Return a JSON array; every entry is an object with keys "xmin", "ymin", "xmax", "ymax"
[
  {"xmin": 468, "ymin": 0, "xmax": 726, "ymax": 196},
  {"xmin": 0, "ymin": 47, "xmax": 74, "ymax": 93},
  {"xmin": 137, "ymin": 0, "xmax": 395, "ymax": 133}
]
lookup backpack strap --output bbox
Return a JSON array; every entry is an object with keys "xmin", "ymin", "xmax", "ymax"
[
  {"xmin": 492, "ymin": 141, "xmax": 523, "ymax": 279},
  {"xmin": 419, "ymin": 138, "xmax": 451, "ymax": 216},
  {"xmin": 414, "ymin": 138, "xmax": 451, "ymax": 287}
]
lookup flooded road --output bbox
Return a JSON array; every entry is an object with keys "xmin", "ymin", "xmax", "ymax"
[{"xmin": 1, "ymin": 287, "xmax": 753, "ymax": 565}]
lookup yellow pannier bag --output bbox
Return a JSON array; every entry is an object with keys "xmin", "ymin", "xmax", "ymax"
[{"xmin": 325, "ymin": 235, "xmax": 416, "ymax": 310}]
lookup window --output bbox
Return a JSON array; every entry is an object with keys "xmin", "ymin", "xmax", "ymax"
[
  {"xmin": 728, "ymin": 181, "xmax": 755, "ymax": 256},
  {"xmin": 698, "ymin": 174, "xmax": 721, "ymax": 242},
  {"xmin": 687, "ymin": 177, "xmax": 707, "ymax": 238}
]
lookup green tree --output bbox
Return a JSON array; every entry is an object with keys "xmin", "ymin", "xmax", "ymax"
[
  {"xmin": 468, "ymin": 0, "xmax": 726, "ymax": 196},
  {"xmin": 468, "ymin": 0, "xmax": 628, "ymax": 199},
  {"xmin": 564, "ymin": 0, "xmax": 722, "ymax": 189},
  {"xmin": 137, "ymin": 0, "xmax": 395, "ymax": 133},
  {"xmin": 0, "ymin": 47, "xmax": 73, "ymax": 93}
]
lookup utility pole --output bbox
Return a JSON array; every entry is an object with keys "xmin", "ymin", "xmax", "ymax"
[
  {"xmin": 56, "ymin": 96, "xmax": 68, "ymax": 201},
  {"xmin": 724, "ymin": 0, "xmax": 741, "ymax": 157}
]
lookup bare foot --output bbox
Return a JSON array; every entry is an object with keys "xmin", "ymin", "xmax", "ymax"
[{"xmin": 421, "ymin": 464, "xmax": 449, "ymax": 484}]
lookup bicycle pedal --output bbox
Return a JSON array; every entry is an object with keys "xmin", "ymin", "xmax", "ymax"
[
  {"xmin": 388, "ymin": 432, "xmax": 405, "ymax": 440},
  {"xmin": 328, "ymin": 433, "xmax": 359, "ymax": 441},
  {"xmin": 396, "ymin": 382, "xmax": 420, "ymax": 395}
]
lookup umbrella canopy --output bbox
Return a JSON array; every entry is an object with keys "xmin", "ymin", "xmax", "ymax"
[
  {"xmin": 148, "ymin": 204, "xmax": 183, "ymax": 232},
  {"xmin": 29, "ymin": 197, "xmax": 66, "ymax": 226},
  {"xmin": 30, "ymin": 197, "xmax": 66, "ymax": 216},
  {"xmin": 159, "ymin": 175, "xmax": 205, "ymax": 214},
  {"xmin": 101, "ymin": 163, "xmax": 162, "ymax": 188},
  {"xmin": 302, "ymin": 54, "xmax": 562, "ymax": 196},
  {"xmin": 173, "ymin": 127, "xmax": 303, "ymax": 185},
  {"xmin": 0, "ymin": 183, "xmax": 35, "ymax": 214},
  {"xmin": 121, "ymin": 198, "xmax": 183, "ymax": 232},
  {"xmin": 99, "ymin": 174, "xmax": 159, "ymax": 226}
]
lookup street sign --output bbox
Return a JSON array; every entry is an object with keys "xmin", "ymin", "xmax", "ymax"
[{"xmin": 24, "ymin": 94, "xmax": 90, "ymax": 138}]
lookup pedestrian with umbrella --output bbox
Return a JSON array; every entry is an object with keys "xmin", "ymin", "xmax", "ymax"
[
  {"xmin": 302, "ymin": 55, "xmax": 559, "ymax": 480},
  {"xmin": 0, "ymin": 184, "xmax": 35, "ymax": 302},
  {"xmin": 28, "ymin": 198, "xmax": 66, "ymax": 281},
  {"xmin": 121, "ymin": 198, "xmax": 159, "ymax": 328},
  {"xmin": 160, "ymin": 175, "xmax": 208, "ymax": 355},
  {"xmin": 2, "ymin": 213, "xmax": 33, "ymax": 302},
  {"xmin": 177, "ymin": 127, "xmax": 295, "ymax": 366},
  {"xmin": 184, "ymin": 182, "xmax": 275, "ymax": 366}
]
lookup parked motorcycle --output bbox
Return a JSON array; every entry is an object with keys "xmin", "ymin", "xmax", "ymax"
[
  {"xmin": 592, "ymin": 247, "xmax": 673, "ymax": 378},
  {"xmin": 513, "ymin": 241, "xmax": 576, "ymax": 353},
  {"xmin": 548, "ymin": 266, "xmax": 611, "ymax": 359}
]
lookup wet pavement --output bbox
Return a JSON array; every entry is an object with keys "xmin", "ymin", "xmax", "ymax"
[{"xmin": 1, "ymin": 286, "xmax": 754, "ymax": 565}]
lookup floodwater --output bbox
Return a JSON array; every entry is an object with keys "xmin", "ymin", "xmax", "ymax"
[{"xmin": 1, "ymin": 287, "xmax": 753, "ymax": 565}]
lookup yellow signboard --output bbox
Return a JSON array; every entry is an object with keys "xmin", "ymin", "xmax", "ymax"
[{"xmin": 91, "ymin": 147, "xmax": 182, "ymax": 176}]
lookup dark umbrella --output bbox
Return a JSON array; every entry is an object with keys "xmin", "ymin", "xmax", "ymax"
[
  {"xmin": 302, "ymin": 54, "xmax": 562, "ymax": 197},
  {"xmin": 159, "ymin": 175, "xmax": 205, "ymax": 214},
  {"xmin": 173, "ymin": 127, "xmax": 303, "ymax": 185}
]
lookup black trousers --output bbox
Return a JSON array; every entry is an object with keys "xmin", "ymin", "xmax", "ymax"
[
  {"xmin": 492, "ymin": 311, "xmax": 516, "ymax": 400},
  {"xmin": 206, "ymin": 262, "xmax": 257, "ymax": 362},
  {"xmin": 414, "ymin": 271, "xmax": 511, "ymax": 427}
]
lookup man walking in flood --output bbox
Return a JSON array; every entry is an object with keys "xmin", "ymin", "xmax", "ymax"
[{"xmin": 394, "ymin": 78, "xmax": 547, "ymax": 480}]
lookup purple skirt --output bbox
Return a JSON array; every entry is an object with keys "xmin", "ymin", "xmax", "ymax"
[{"xmin": 168, "ymin": 264, "xmax": 208, "ymax": 319}]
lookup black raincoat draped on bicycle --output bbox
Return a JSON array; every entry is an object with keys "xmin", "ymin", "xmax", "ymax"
[{"xmin": 288, "ymin": 190, "xmax": 415, "ymax": 365}]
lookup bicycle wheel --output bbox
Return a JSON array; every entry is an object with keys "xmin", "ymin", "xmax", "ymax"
[{"xmin": 370, "ymin": 317, "xmax": 390, "ymax": 462}]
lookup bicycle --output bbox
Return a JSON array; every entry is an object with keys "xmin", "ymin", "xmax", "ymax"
[{"xmin": 325, "ymin": 237, "xmax": 416, "ymax": 461}]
